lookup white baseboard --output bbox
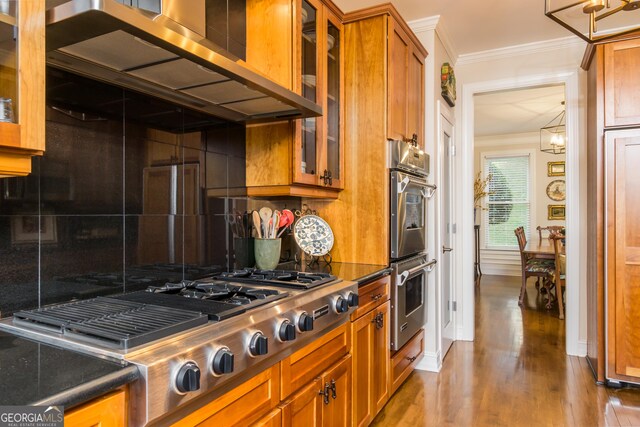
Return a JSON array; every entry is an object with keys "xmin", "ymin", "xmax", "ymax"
[
  {"xmin": 480, "ymin": 264, "xmax": 520, "ymax": 277},
  {"xmin": 575, "ymin": 339, "xmax": 587, "ymax": 357},
  {"xmin": 416, "ymin": 350, "xmax": 441, "ymax": 372}
]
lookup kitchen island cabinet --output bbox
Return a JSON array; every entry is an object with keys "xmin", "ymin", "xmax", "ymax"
[{"xmin": 0, "ymin": 0, "xmax": 45, "ymax": 176}]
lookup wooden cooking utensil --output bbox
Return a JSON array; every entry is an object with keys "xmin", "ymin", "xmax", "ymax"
[{"xmin": 252, "ymin": 210, "xmax": 262, "ymax": 238}]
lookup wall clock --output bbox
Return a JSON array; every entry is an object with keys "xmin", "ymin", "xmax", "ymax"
[{"xmin": 546, "ymin": 179, "xmax": 566, "ymax": 201}]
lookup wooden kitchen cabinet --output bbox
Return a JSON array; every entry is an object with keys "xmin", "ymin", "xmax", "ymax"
[
  {"xmin": 245, "ymin": 0, "xmax": 344, "ymax": 198},
  {"xmin": 605, "ymin": 129, "xmax": 640, "ymax": 381},
  {"xmin": 351, "ymin": 300, "xmax": 390, "ymax": 427},
  {"xmin": 173, "ymin": 364, "xmax": 281, "ymax": 427},
  {"xmin": 252, "ymin": 407, "xmax": 283, "ymax": 427},
  {"xmin": 604, "ymin": 38, "xmax": 640, "ymax": 128},
  {"xmin": 585, "ymin": 35, "xmax": 640, "ymax": 385},
  {"xmin": 387, "ymin": 15, "xmax": 425, "ymax": 145},
  {"xmin": 281, "ymin": 321, "xmax": 350, "ymax": 399},
  {"xmin": 305, "ymin": 5, "xmax": 427, "ymax": 265},
  {"xmin": 281, "ymin": 378, "xmax": 323, "ymax": 427},
  {"xmin": 0, "ymin": 0, "xmax": 45, "ymax": 176},
  {"xmin": 390, "ymin": 328, "xmax": 424, "ymax": 394},
  {"xmin": 64, "ymin": 389, "xmax": 127, "ymax": 427},
  {"xmin": 281, "ymin": 354, "xmax": 352, "ymax": 427}
]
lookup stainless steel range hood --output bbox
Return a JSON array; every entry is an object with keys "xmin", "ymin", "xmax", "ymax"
[{"xmin": 46, "ymin": 0, "xmax": 321, "ymax": 122}]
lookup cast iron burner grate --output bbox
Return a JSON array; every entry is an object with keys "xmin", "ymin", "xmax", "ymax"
[
  {"xmin": 214, "ymin": 269, "xmax": 338, "ymax": 289},
  {"xmin": 125, "ymin": 280, "xmax": 287, "ymax": 320},
  {"xmin": 13, "ymin": 297, "xmax": 208, "ymax": 350}
]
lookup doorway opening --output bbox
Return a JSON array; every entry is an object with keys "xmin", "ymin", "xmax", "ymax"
[{"xmin": 457, "ymin": 70, "xmax": 583, "ymax": 356}]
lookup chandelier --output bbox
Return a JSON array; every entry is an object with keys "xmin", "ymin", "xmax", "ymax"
[
  {"xmin": 545, "ymin": 0, "xmax": 640, "ymax": 43},
  {"xmin": 540, "ymin": 103, "xmax": 566, "ymax": 155}
]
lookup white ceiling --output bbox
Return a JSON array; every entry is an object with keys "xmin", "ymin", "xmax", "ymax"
[
  {"xmin": 333, "ymin": 0, "xmax": 578, "ymax": 55},
  {"xmin": 474, "ymin": 85, "xmax": 565, "ymax": 137}
]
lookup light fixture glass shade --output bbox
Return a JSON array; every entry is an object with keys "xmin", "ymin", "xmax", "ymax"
[
  {"xmin": 545, "ymin": 0, "xmax": 640, "ymax": 43},
  {"xmin": 540, "ymin": 110, "xmax": 566, "ymax": 155}
]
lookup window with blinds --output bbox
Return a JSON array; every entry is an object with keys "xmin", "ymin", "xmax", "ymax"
[{"xmin": 483, "ymin": 154, "xmax": 531, "ymax": 248}]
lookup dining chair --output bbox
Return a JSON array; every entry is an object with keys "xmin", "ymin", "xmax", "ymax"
[
  {"xmin": 550, "ymin": 232, "xmax": 566, "ymax": 320},
  {"xmin": 536, "ymin": 225, "xmax": 564, "ymax": 244},
  {"xmin": 514, "ymin": 227, "xmax": 555, "ymax": 307}
]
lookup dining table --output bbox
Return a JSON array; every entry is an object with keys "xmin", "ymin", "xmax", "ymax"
[{"xmin": 523, "ymin": 239, "xmax": 565, "ymax": 259}]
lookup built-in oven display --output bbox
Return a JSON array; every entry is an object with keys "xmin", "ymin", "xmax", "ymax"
[
  {"xmin": 405, "ymin": 192, "xmax": 424, "ymax": 230},
  {"xmin": 405, "ymin": 274, "xmax": 423, "ymax": 316}
]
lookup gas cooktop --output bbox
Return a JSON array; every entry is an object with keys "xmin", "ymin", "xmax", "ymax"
[
  {"xmin": 114, "ymin": 279, "xmax": 288, "ymax": 321},
  {"xmin": 0, "ymin": 267, "xmax": 356, "ymax": 426},
  {"xmin": 214, "ymin": 268, "xmax": 337, "ymax": 289}
]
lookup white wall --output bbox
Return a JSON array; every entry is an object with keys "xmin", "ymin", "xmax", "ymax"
[
  {"xmin": 455, "ymin": 38, "xmax": 588, "ymax": 355},
  {"xmin": 474, "ymin": 132, "xmax": 566, "ymax": 276},
  {"xmin": 409, "ymin": 17, "xmax": 456, "ymax": 372}
]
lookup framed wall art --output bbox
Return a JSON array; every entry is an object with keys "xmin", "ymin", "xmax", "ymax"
[
  {"xmin": 11, "ymin": 215, "xmax": 57, "ymax": 244},
  {"xmin": 547, "ymin": 161, "xmax": 565, "ymax": 177},
  {"xmin": 441, "ymin": 62, "xmax": 456, "ymax": 107},
  {"xmin": 546, "ymin": 179, "xmax": 566, "ymax": 201},
  {"xmin": 548, "ymin": 204, "xmax": 566, "ymax": 220}
]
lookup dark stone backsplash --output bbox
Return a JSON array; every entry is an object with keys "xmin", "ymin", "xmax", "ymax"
[{"xmin": 0, "ymin": 69, "xmax": 299, "ymax": 317}]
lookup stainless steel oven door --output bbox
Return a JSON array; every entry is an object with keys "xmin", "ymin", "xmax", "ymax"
[
  {"xmin": 391, "ymin": 256, "xmax": 436, "ymax": 350},
  {"xmin": 391, "ymin": 170, "xmax": 428, "ymax": 259}
]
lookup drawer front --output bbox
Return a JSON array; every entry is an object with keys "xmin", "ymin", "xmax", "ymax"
[
  {"xmin": 281, "ymin": 322, "xmax": 350, "ymax": 400},
  {"xmin": 64, "ymin": 389, "xmax": 126, "ymax": 427},
  {"xmin": 174, "ymin": 364, "xmax": 280, "ymax": 427},
  {"xmin": 351, "ymin": 275, "xmax": 390, "ymax": 320},
  {"xmin": 390, "ymin": 328, "xmax": 424, "ymax": 394}
]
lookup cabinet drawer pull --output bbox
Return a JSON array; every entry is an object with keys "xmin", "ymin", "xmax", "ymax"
[
  {"xmin": 406, "ymin": 355, "xmax": 418, "ymax": 363},
  {"xmin": 371, "ymin": 293, "xmax": 383, "ymax": 301}
]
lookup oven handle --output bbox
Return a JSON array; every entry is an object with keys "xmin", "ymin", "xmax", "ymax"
[
  {"xmin": 397, "ymin": 175, "xmax": 428, "ymax": 194},
  {"xmin": 397, "ymin": 259, "xmax": 438, "ymax": 286}
]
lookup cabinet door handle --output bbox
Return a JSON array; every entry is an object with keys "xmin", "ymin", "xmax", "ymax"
[
  {"xmin": 330, "ymin": 379, "xmax": 337, "ymax": 400},
  {"xmin": 371, "ymin": 293, "xmax": 382, "ymax": 301},
  {"xmin": 319, "ymin": 383, "xmax": 330, "ymax": 405}
]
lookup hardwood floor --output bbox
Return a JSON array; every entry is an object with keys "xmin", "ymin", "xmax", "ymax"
[{"xmin": 372, "ymin": 275, "xmax": 640, "ymax": 426}]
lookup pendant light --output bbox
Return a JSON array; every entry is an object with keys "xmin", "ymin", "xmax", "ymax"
[{"xmin": 540, "ymin": 102, "xmax": 566, "ymax": 155}]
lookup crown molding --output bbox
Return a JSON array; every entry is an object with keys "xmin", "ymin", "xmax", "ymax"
[
  {"xmin": 408, "ymin": 15, "xmax": 459, "ymax": 65},
  {"xmin": 457, "ymin": 36, "xmax": 586, "ymax": 66},
  {"xmin": 408, "ymin": 15, "xmax": 440, "ymax": 34}
]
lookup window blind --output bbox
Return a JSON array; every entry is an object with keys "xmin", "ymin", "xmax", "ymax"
[{"xmin": 483, "ymin": 154, "xmax": 531, "ymax": 248}]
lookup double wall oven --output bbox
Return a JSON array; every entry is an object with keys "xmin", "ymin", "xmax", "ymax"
[{"xmin": 389, "ymin": 139, "xmax": 436, "ymax": 351}]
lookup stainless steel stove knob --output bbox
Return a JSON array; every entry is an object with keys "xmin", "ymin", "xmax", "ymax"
[
  {"xmin": 335, "ymin": 296, "xmax": 349, "ymax": 314},
  {"xmin": 297, "ymin": 312, "xmax": 314, "ymax": 332},
  {"xmin": 250, "ymin": 332, "xmax": 269, "ymax": 356},
  {"xmin": 278, "ymin": 320, "xmax": 296, "ymax": 342},
  {"xmin": 176, "ymin": 362, "xmax": 201, "ymax": 393},
  {"xmin": 347, "ymin": 292, "xmax": 359, "ymax": 307},
  {"xmin": 212, "ymin": 348, "xmax": 234, "ymax": 375}
]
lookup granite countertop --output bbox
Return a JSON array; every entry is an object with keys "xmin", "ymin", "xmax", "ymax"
[
  {"xmin": 0, "ymin": 331, "xmax": 139, "ymax": 409},
  {"xmin": 279, "ymin": 261, "xmax": 392, "ymax": 285}
]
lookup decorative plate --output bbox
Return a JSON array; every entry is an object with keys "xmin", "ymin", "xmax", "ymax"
[
  {"xmin": 293, "ymin": 215, "xmax": 334, "ymax": 256},
  {"xmin": 546, "ymin": 179, "xmax": 566, "ymax": 201}
]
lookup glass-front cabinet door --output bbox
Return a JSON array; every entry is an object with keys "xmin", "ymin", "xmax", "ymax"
[
  {"xmin": 324, "ymin": 10, "xmax": 343, "ymax": 189},
  {"xmin": 293, "ymin": 0, "xmax": 343, "ymax": 190},
  {"xmin": 294, "ymin": 0, "xmax": 321, "ymax": 186},
  {"xmin": 0, "ymin": 1, "xmax": 45, "ymax": 176}
]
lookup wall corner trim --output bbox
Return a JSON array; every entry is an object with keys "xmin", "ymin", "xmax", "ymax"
[{"xmin": 416, "ymin": 350, "xmax": 442, "ymax": 372}]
